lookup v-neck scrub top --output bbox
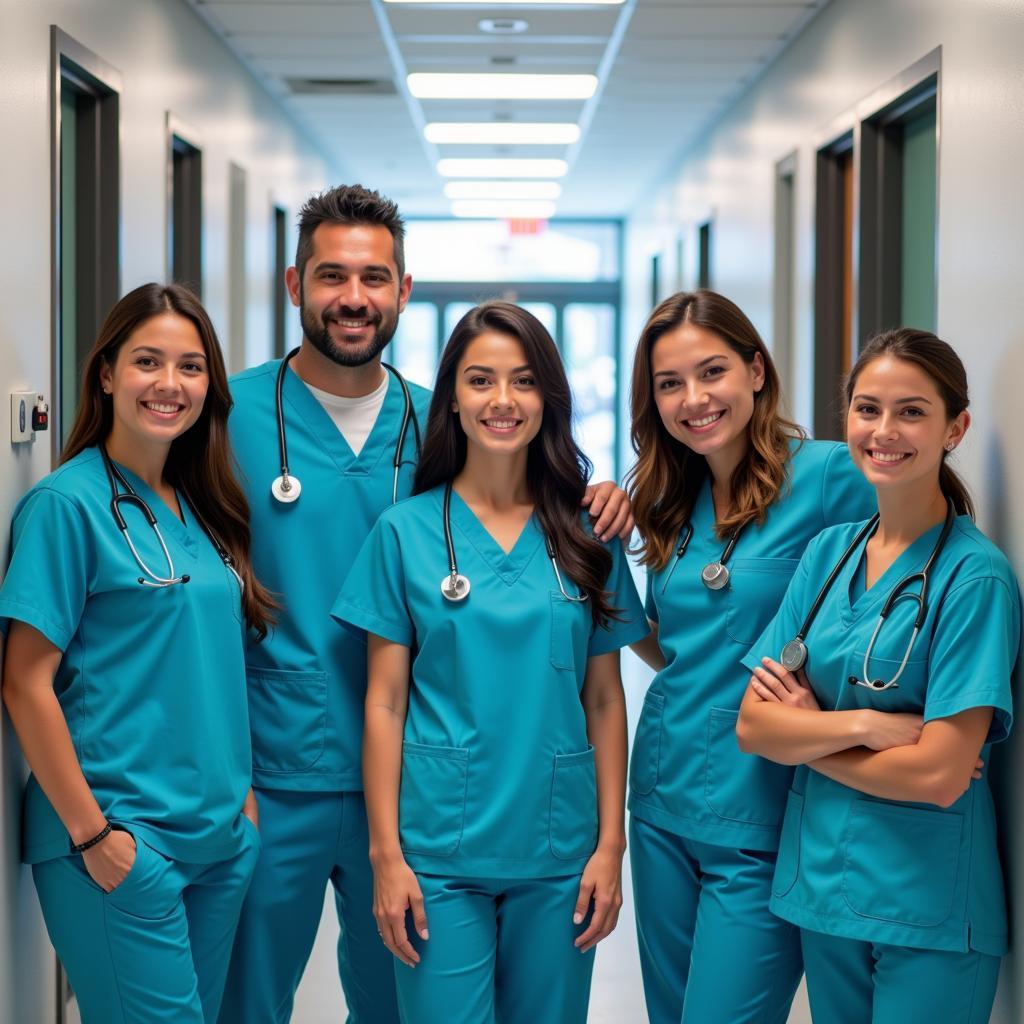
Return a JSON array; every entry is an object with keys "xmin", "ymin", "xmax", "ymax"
[
  {"xmin": 332, "ymin": 486, "xmax": 648, "ymax": 879},
  {"xmin": 743, "ymin": 516, "xmax": 1020, "ymax": 954},
  {"xmin": 0, "ymin": 448, "xmax": 251, "ymax": 865},
  {"xmin": 630, "ymin": 440, "xmax": 876, "ymax": 850},
  {"xmin": 229, "ymin": 362, "xmax": 432, "ymax": 791}
]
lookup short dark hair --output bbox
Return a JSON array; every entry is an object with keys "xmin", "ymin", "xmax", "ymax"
[{"xmin": 295, "ymin": 184, "xmax": 406, "ymax": 283}]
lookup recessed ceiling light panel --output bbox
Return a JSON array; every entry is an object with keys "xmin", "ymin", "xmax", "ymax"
[
  {"xmin": 408, "ymin": 73, "xmax": 597, "ymax": 101},
  {"xmin": 444, "ymin": 181, "xmax": 562, "ymax": 200},
  {"xmin": 478, "ymin": 19, "xmax": 529, "ymax": 34},
  {"xmin": 451, "ymin": 200, "xmax": 558, "ymax": 220},
  {"xmin": 438, "ymin": 158, "xmax": 568, "ymax": 178},
  {"xmin": 425, "ymin": 122, "xmax": 580, "ymax": 145}
]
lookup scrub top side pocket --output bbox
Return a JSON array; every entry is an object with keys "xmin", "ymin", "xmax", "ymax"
[
  {"xmin": 772, "ymin": 790, "xmax": 804, "ymax": 897},
  {"xmin": 725, "ymin": 558, "xmax": 801, "ymax": 647},
  {"xmin": 399, "ymin": 741, "xmax": 469, "ymax": 857},
  {"xmin": 629, "ymin": 691, "xmax": 666, "ymax": 797},
  {"xmin": 704, "ymin": 706, "xmax": 792, "ymax": 827},
  {"xmin": 246, "ymin": 668, "xmax": 328, "ymax": 773},
  {"xmin": 549, "ymin": 746, "xmax": 598, "ymax": 860}
]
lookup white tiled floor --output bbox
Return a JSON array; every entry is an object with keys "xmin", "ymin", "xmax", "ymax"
[{"xmin": 292, "ymin": 650, "xmax": 812, "ymax": 1023}]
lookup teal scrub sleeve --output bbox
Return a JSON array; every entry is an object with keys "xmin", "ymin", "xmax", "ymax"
[
  {"xmin": 588, "ymin": 540, "xmax": 649, "ymax": 656},
  {"xmin": 330, "ymin": 518, "xmax": 415, "ymax": 647},
  {"xmin": 923, "ymin": 576, "xmax": 1019, "ymax": 743},
  {"xmin": 821, "ymin": 443, "xmax": 877, "ymax": 526},
  {"xmin": 0, "ymin": 489, "xmax": 91, "ymax": 649},
  {"xmin": 644, "ymin": 570, "xmax": 658, "ymax": 624},
  {"xmin": 740, "ymin": 534, "xmax": 820, "ymax": 676}
]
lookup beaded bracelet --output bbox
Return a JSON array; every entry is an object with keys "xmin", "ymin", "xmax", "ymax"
[{"xmin": 69, "ymin": 822, "xmax": 112, "ymax": 854}]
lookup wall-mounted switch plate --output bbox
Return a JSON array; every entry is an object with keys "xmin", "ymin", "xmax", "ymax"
[{"xmin": 11, "ymin": 391, "xmax": 37, "ymax": 443}]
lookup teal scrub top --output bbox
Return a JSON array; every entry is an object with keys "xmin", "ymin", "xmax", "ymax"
[
  {"xmin": 229, "ymin": 362, "xmax": 432, "ymax": 791},
  {"xmin": 630, "ymin": 440, "xmax": 875, "ymax": 850},
  {"xmin": 743, "ymin": 516, "xmax": 1020, "ymax": 955},
  {"xmin": 0, "ymin": 449, "xmax": 251, "ymax": 864},
  {"xmin": 331, "ymin": 486, "xmax": 648, "ymax": 879}
]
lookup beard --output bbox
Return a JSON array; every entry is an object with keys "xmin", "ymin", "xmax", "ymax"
[{"xmin": 299, "ymin": 296, "xmax": 399, "ymax": 368}]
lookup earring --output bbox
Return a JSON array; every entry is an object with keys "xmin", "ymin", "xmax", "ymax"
[{"xmin": 944, "ymin": 442, "xmax": 955, "ymax": 452}]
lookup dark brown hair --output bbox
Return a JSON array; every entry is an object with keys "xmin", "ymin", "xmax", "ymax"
[
  {"xmin": 62, "ymin": 283, "xmax": 276, "ymax": 637},
  {"xmin": 626, "ymin": 289, "xmax": 805, "ymax": 571},
  {"xmin": 295, "ymin": 184, "xmax": 405, "ymax": 282},
  {"xmin": 413, "ymin": 301, "xmax": 617, "ymax": 626},
  {"xmin": 846, "ymin": 328, "xmax": 974, "ymax": 517}
]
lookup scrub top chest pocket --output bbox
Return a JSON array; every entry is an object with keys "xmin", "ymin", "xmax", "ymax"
[
  {"xmin": 549, "ymin": 591, "xmax": 591, "ymax": 673},
  {"xmin": 725, "ymin": 557, "xmax": 801, "ymax": 646}
]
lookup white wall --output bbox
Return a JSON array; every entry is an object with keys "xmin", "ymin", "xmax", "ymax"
[
  {"xmin": 622, "ymin": 0, "xmax": 1024, "ymax": 1020},
  {"xmin": 0, "ymin": 1, "xmax": 334, "ymax": 1018}
]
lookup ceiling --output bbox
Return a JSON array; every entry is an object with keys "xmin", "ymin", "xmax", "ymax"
[{"xmin": 185, "ymin": 0, "xmax": 830, "ymax": 217}]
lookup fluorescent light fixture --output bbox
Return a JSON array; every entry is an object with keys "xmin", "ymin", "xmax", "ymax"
[
  {"xmin": 408, "ymin": 73, "xmax": 597, "ymax": 101},
  {"xmin": 451, "ymin": 200, "xmax": 557, "ymax": 220},
  {"xmin": 439, "ymin": 158, "xmax": 568, "ymax": 179},
  {"xmin": 387, "ymin": 0, "xmax": 622, "ymax": 4},
  {"xmin": 425, "ymin": 122, "xmax": 580, "ymax": 146},
  {"xmin": 444, "ymin": 181, "xmax": 562, "ymax": 200}
]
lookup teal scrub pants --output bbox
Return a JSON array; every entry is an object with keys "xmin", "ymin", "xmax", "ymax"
[
  {"xmin": 33, "ymin": 824, "xmax": 260, "ymax": 1024},
  {"xmin": 395, "ymin": 873, "xmax": 595, "ymax": 1024},
  {"xmin": 220, "ymin": 789, "xmax": 397, "ymax": 1024},
  {"xmin": 629, "ymin": 817, "xmax": 802, "ymax": 1024},
  {"xmin": 801, "ymin": 929, "xmax": 1001, "ymax": 1024}
]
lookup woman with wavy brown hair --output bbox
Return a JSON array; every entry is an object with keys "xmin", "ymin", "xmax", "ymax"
[
  {"xmin": 332, "ymin": 301, "xmax": 648, "ymax": 1024},
  {"xmin": 624, "ymin": 289, "xmax": 874, "ymax": 1024},
  {"xmin": 0, "ymin": 283, "xmax": 272, "ymax": 1023}
]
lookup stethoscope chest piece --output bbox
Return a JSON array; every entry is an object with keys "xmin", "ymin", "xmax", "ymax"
[
  {"xmin": 440, "ymin": 573, "xmax": 471, "ymax": 602},
  {"xmin": 780, "ymin": 639, "xmax": 808, "ymax": 672},
  {"xmin": 271, "ymin": 474, "xmax": 302, "ymax": 504},
  {"xmin": 701, "ymin": 561, "xmax": 731, "ymax": 591}
]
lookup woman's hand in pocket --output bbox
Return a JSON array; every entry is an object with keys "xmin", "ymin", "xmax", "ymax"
[{"xmin": 82, "ymin": 829, "xmax": 137, "ymax": 892}]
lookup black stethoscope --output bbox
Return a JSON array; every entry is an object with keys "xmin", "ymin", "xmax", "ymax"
[
  {"xmin": 661, "ymin": 520, "xmax": 745, "ymax": 593},
  {"xmin": 439, "ymin": 481, "xmax": 588, "ymax": 604},
  {"xmin": 271, "ymin": 347, "xmax": 421, "ymax": 505},
  {"xmin": 100, "ymin": 444, "xmax": 242, "ymax": 590},
  {"xmin": 780, "ymin": 500, "xmax": 955, "ymax": 691}
]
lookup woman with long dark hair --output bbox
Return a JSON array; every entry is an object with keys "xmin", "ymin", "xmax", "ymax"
[
  {"xmin": 0, "ymin": 283, "xmax": 273, "ymax": 1023},
  {"xmin": 625, "ymin": 290, "xmax": 875, "ymax": 1023},
  {"xmin": 738, "ymin": 330, "xmax": 1018, "ymax": 1023},
  {"xmin": 332, "ymin": 301, "xmax": 647, "ymax": 1023}
]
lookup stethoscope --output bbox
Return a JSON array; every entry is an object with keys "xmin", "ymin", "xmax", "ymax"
[
  {"xmin": 439, "ymin": 481, "xmax": 588, "ymax": 604},
  {"xmin": 780, "ymin": 500, "xmax": 955, "ymax": 691},
  {"xmin": 661, "ymin": 521, "xmax": 745, "ymax": 593},
  {"xmin": 100, "ymin": 445, "xmax": 243, "ymax": 590},
  {"xmin": 271, "ymin": 347, "xmax": 421, "ymax": 505}
]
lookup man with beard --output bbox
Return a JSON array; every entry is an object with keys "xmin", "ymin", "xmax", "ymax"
[{"xmin": 219, "ymin": 185, "xmax": 633, "ymax": 1023}]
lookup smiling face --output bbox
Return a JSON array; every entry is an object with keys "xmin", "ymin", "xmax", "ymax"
[
  {"xmin": 650, "ymin": 321, "xmax": 765, "ymax": 478},
  {"xmin": 99, "ymin": 312, "xmax": 209, "ymax": 453},
  {"xmin": 452, "ymin": 331, "xmax": 544, "ymax": 459},
  {"xmin": 846, "ymin": 354, "xmax": 968, "ymax": 494},
  {"xmin": 286, "ymin": 222, "xmax": 412, "ymax": 367}
]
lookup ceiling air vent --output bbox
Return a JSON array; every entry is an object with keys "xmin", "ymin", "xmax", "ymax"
[{"xmin": 286, "ymin": 78, "xmax": 397, "ymax": 96}]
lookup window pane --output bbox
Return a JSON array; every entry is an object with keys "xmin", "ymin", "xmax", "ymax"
[
  {"xmin": 563, "ymin": 304, "xmax": 617, "ymax": 483},
  {"xmin": 444, "ymin": 302, "xmax": 475, "ymax": 341},
  {"xmin": 390, "ymin": 303, "xmax": 439, "ymax": 390}
]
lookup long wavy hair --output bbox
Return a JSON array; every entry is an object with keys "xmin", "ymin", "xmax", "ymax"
[
  {"xmin": 846, "ymin": 328, "xmax": 974, "ymax": 517},
  {"xmin": 62, "ymin": 283, "xmax": 276, "ymax": 638},
  {"xmin": 414, "ymin": 301, "xmax": 617, "ymax": 626},
  {"xmin": 626, "ymin": 290, "xmax": 805, "ymax": 571}
]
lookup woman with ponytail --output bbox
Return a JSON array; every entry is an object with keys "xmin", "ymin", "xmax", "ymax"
[
  {"xmin": 0, "ymin": 283, "xmax": 271, "ymax": 1023},
  {"xmin": 625, "ymin": 290, "xmax": 874, "ymax": 1024},
  {"xmin": 332, "ymin": 301, "xmax": 647, "ymax": 1024},
  {"xmin": 738, "ymin": 329, "xmax": 1019, "ymax": 1022}
]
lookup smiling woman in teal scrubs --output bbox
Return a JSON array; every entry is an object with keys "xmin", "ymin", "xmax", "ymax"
[
  {"xmin": 738, "ymin": 329, "xmax": 1019, "ymax": 1024},
  {"xmin": 332, "ymin": 301, "xmax": 647, "ymax": 1024},
  {"xmin": 0, "ymin": 284, "xmax": 272, "ymax": 1024},
  {"xmin": 625, "ymin": 290, "xmax": 875, "ymax": 1024}
]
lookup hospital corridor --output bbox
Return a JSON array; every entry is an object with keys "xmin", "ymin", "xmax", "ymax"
[{"xmin": 2, "ymin": 1, "xmax": 1024, "ymax": 1022}]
